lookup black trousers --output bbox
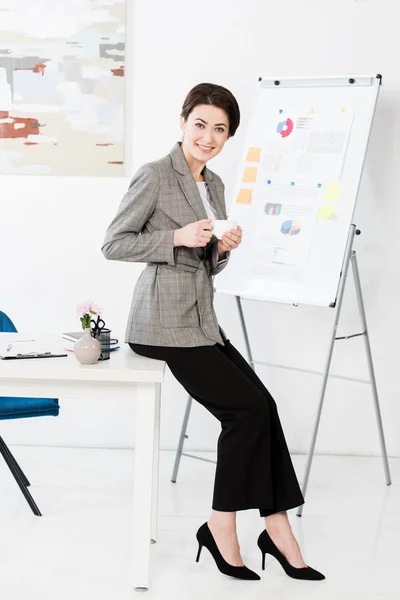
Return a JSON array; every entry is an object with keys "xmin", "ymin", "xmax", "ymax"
[{"xmin": 129, "ymin": 338, "xmax": 304, "ymax": 517}]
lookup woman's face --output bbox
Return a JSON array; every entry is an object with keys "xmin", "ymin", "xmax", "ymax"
[{"xmin": 180, "ymin": 104, "xmax": 230, "ymax": 163}]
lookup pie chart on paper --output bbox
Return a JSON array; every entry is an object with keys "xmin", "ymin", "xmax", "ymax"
[
  {"xmin": 281, "ymin": 220, "xmax": 301, "ymax": 235},
  {"xmin": 277, "ymin": 118, "xmax": 294, "ymax": 138}
]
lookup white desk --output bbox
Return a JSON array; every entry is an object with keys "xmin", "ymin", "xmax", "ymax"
[{"xmin": 0, "ymin": 333, "xmax": 166, "ymax": 592}]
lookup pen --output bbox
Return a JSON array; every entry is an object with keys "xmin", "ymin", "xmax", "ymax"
[{"xmin": 6, "ymin": 339, "xmax": 36, "ymax": 352}]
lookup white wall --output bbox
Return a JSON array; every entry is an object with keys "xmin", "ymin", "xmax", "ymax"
[{"xmin": 1, "ymin": 0, "xmax": 399, "ymax": 457}]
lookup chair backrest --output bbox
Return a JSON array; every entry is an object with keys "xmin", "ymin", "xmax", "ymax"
[{"xmin": 0, "ymin": 311, "xmax": 17, "ymax": 333}]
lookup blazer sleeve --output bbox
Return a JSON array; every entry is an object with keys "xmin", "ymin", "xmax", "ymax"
[
  {"xmin": 207, "ymin": 239, "xmax": 230, "ymax": 276},
  {"xmin": 101, "ymin": 164, "xmax": 176, "ymax": 265}
]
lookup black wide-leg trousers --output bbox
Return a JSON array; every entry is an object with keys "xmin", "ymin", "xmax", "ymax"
[{"xmin": 129, "ymin": 338, "xmax": 304, "ymax": 516}]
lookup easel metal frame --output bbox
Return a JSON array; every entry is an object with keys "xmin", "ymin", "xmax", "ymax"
[{"xmin": 171, "ymin": 224, "xmax": 392, "ymax": 513}]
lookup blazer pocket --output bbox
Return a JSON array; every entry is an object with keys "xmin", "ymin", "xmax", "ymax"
[{"xmin": 157, "ymin": 267, "xmax": 200, "ymax": 329}]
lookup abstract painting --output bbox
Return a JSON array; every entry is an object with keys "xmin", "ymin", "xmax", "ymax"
[{"xmin": 0, "ymin": 0, "xmax": 125, "ymax": 176}]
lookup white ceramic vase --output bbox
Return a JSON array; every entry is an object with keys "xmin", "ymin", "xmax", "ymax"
[{"xmin": 74, "ymin": 328, "xmax": 101, "ymax": 365}]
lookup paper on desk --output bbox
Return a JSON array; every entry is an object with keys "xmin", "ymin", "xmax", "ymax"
[{"xmin": 0, "ymin": 340, "xmax": 62, "ymax": 359}]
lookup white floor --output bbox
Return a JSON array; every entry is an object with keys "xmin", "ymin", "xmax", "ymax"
[{"xmin": 0, "ymin": 447, "xmax": 398, "ymax": 600}]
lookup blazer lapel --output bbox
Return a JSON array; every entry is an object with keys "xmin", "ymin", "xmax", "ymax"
[{"xmin": 169, "ymin": 143, "xmax": 208, "ymax": 221}]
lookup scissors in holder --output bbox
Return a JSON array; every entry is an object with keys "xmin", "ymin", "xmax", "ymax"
[{"xmin": 90, "ymin": 315, "xmax": 106, "ymax": 337}]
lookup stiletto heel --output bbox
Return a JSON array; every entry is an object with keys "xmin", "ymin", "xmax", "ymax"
[
  {"xmin": 257, "ymin": 529, "xmax": 325, "ymax": 581},
  {"xmin": 195, "ymin": 543, "xmax": 202, "ymax": 563},
  {"xmin": 196, "ymin": 523, "xmax": 260, "ymax": 580}
]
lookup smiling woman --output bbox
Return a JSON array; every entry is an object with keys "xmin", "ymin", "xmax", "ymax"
[
  {"xmin": 180, "ymin": 105, "xmax": 230, "ymax": 170},
  {"xmin": 102, "ymin": 82, "xmax": 324, "ymax": 584},
  {"xmin": 178, "ymin": 83, "xmax": 239, "ymax": 180}
]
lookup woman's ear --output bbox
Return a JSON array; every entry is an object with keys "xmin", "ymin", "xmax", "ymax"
[{"xmin": 180, "ymin": 115, "xmax": 186, "ymax": 133}]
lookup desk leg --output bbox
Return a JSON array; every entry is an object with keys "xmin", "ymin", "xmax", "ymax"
[
  {"xmin": 132, "ymin": 382, "xmax": 157, "ymax": 592},
  {"xmin": 151, "ymin": 383, "xmax": 161, "ymax": 544}
]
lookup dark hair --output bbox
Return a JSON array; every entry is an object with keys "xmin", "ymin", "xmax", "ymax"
[{"xmin": 181, "ymin": 83, "xmax": 240, "ymax": 137}]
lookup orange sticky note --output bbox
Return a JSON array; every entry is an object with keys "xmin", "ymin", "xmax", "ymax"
[
  {"xmin": 242, "ymin": 166, "xmax": 258, "ymax": 183},
  {"xmin": 245, "ymin": 147, "xmax": 261, "ymax": 162},
  {"xmin": 236, "ymin": 188, "xmax": 252, "ymax": 204}
]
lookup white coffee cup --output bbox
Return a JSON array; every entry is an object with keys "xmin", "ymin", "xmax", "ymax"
[{"xmin": 212, "ymin": 219, "xmax": 238, "ymax": 240}]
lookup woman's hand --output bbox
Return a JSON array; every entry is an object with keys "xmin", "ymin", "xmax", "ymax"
[
  {"xmin": 174, "ymin": 219, "xmax": 213, "ymax": 248},
  {"xmin": 217, "ymin": 226, "xmax": 243, "ymax": 256}
]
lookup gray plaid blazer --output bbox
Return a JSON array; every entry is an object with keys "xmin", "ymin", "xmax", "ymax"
[{"xmin": 102, "ymin": 142, "xmax": 230, "ymax": 347}]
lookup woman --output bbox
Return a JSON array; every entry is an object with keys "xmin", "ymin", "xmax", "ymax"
[{"xmin": 102, "ymin": 83, "xmax": 325, "ymax": 582}]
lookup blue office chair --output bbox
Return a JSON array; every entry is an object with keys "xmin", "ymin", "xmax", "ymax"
[{"xmin": 0, "ymin": 310, "xmax": 59, "ymax": 516}]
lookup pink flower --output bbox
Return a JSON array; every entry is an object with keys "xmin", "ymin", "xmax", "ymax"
[
  {"xmin": 76, "ymin": 299, "xmax": 102, "ymax": 330},
  {"xmin": 76, "ymin": 302, "xmax": 90, "ymax": 317},
  {"xmin": 88, "ymin": 301, "xmax": 101, "ymax": 314},
  {"xmin": 76, "ymin": 300, "xmax": 101, "ymax": 317}
]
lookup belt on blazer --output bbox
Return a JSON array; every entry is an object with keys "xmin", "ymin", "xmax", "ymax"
[{"xmin": 151, "ymin": 260, "xmax": 217, "ymax": 339}]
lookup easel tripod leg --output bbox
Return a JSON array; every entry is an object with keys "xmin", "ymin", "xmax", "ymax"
[
  {"xmin": 296, "ymin": 301, "xmax": 343, "ymax": 517},
  {"xmin": 351, "ymin": 253, "xmax": 391, "ymax": 485},
  {"xmin": 236, "ymin": 296, "xmax": 255, "ymax": 370},
  {"xmin": 171, "ymin": 396, "xmax": 193, "ymax": 483},
  {"xmin": 297, "ymin": 226, "xmax": 356, "ymax": 516}
]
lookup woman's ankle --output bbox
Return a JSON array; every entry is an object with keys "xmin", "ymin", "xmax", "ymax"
[
  {"xmin": 264, "ymin": 511, "xmax": 291, "ymax": 535},
  {"xmin": 209, "ymin": 509, "xmax": 237, "ymax": 532}
]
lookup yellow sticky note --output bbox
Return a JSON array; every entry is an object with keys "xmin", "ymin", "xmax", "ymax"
[
  {"xmin": 236, "ymin": 188, "xmax": 253, "ymax": 204},
  {"xmin": 242, "ymin": 166, "xmax": 258, "ymax": 183},
  {"xmin": 323, "ymin": 184, "xmax": 341, "ymax": 201},
  {"xmin": 245, "ymin": 147, "xmax": 261, "ymax": 162},
  {"xmin": 317, "ymin": 205, "xmax": 336, "ymax": 220}
]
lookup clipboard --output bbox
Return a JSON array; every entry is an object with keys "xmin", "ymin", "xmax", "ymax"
[{"xmin": 0, "ymin": 352, "xmax": 68, "ymax": 360}]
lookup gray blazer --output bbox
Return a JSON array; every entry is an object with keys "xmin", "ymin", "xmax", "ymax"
[{"xmin": 101, "ymin": 142, "xmax": 230, "ymax": 347}]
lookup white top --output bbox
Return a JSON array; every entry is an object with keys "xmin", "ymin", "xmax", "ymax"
[{"xmin": 196, "ymin": 182, "xmax": 217, "ymax": 220}]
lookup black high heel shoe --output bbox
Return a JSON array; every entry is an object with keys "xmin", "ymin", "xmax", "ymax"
[
  {"xmin": 257, "ymin": 529, "xmax": 325, "ymax": 580},
  {"xmin": 196, "ymin": 523, "xmax": 260, "ymax": 581}
]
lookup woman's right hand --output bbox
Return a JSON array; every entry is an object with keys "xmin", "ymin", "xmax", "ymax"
[{"xmin": 174, "ymin": 219, "xmax": 213, "ymax": 248}]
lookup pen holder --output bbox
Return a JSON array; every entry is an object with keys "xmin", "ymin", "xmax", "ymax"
[{"xmin": 95, "ymin": 328, "xmax": 111, "ymax": 361}]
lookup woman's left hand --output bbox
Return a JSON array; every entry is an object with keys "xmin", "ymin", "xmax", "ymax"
[{"xmin": 217, "ymin": 226, "xmax": 243, "ymax": 254}]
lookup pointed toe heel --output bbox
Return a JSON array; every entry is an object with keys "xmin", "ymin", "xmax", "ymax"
[
  {"xmin": 196, "ymin": 523, "xmax": 260, "ymax": 581},
  {"xmin": 257, "ymin": 529, "xmax": 325, "ymax": 581}
]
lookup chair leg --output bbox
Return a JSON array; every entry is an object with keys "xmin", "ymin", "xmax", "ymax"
[
  {"xmin": 0, "ymin": 437, "xmax": 42, "ymax": 516},
  {"xmin": 0, "ymin": 436, "xmax": 30, "ymax": 486}
]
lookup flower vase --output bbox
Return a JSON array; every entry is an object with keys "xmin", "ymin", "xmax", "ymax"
[{"xmin": 74, "ymin": 328, "xmax": 101, "ymax": 365}]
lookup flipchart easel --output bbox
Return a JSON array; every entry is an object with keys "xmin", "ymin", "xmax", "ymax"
[{"xmin": 171, "ymin": 76, "xmax": 392, "ymax": 513}]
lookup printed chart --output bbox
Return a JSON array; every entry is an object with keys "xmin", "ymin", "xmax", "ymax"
[
  {"xmin": 277, "ymin": 118, "xmax": 294, "ymax": 138},
  {"xmin": 224, "ymin": 106, "xmax": 354, "ymax": 292},
  {"xmin": 281, "ymin": 220, "xmax": 301, "ymax": 235}
]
